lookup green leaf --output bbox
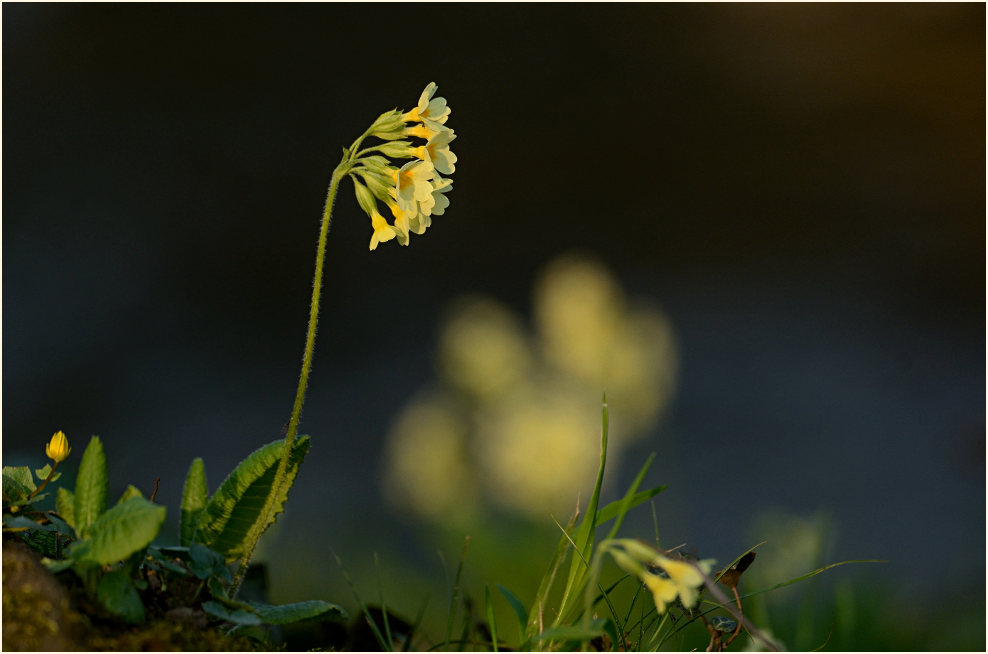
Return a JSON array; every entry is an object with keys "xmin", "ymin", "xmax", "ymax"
[
  {"xmin": 532, "ymin": 620, "xmax": 608, "ymax": 642},
  {"xmin": 147, "ymin": 547, "xmax": 190, "ymax": 576},
  {"xmin": 485, "ymin": 585, "xmax": 499, "ymax": 652},
  {"xmin": 596, "ymin": 484, "xmax": 667, "ymax": 528},
  {"xmin": 497, "ymin": 584, "xmax": 528, "ymax": 642},
  {"xmin": 2, "ymin": 515, "xmax": 53, "ymax": 531},
  {"xmin": 557, "ymin": 396, "xmax": 609, "ymax": 621},
  {"xmin": 202, "ymin": 601, "xmax": 262, "ymax": 626},
  {"xmin": 117, "ymin": 484, "xmax": 143, "ymax": 505},
  {"xmin": 180, "ymin": 457, "xmax": 208, "ymax": 546},
  {"xmin": 526, "ymin": 508, "xmax": 579, "ymax": 638},
  {"xmin": 34, "ymin": 464, "xmax": 60, "ymax": 484},
  {"xmin": 197, "ymin": 436, "xmax": 311, "ymax": 562},
  {"xmin": 247, "ymin": 599, "xmax": 347, "ymax": 625},
  {"xmin": 603, "ymin": 453, "xmax": 660, "ymax": 540},
  {"xmin": 74, "ymin": 436, "xmax": 108, "ymax": 535},
  {"xmin": 98, "ymin": 568, "xmax": 146, "ymax": 623},
  {"xmin": 3, "ymin": 466, "xmax": 36, "ymax": 505},
  {"xmin": 46, "ymin": 512, "xmax": 76, "ymax": 539},
  {"xmin": 747, "ymin": 559, "xmax": 887, "ymax": 597},
  {"xmin": 56, "ymin": 487, "xmax": 76, "ymax": 530},
  {"xmin": 188, "ymin": 542, "xmax": 230, "ymax": 581},
  {"xmin": 70, "ymin": 496, "xmax": 166, "ymax": 565}
]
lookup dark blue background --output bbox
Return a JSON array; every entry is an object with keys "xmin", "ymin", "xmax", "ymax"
[{"xmin": 3, "ymin": 3, "xmax": 984, "ymax": 643}]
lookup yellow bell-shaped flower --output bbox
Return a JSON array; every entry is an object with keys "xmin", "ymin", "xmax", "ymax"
[{"xmin": 45, "ymin": 430, "xmax": 71, "ymax": 463}]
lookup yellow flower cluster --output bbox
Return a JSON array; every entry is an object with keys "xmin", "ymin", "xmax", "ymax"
[
  {"xmin": 350, "ymin": 82, "xmax": 457, "ymax": 250},
  {"xmin": 381, "ymin": 255, "xmax": 679, "ymax": 522},
  {"xmin": 606, "ymin": 538, "xmax": 714, "ymax": 615}
]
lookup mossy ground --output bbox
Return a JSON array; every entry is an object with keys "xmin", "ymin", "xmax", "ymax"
[{"xmin": 2, "ymin": 538, "xmax": 258, "ymax": 651}]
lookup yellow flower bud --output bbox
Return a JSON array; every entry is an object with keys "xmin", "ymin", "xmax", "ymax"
[{"xmin": 45, "ymin": 430, "xmax": 71, "ymax": 463}]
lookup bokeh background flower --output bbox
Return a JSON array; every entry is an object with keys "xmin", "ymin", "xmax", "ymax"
[
  {"xmin": 383, "ymin": 254, "xmax": 678, "ymax": 522},
  {"xmin": 3, "ymin": 5, "xmax": 982, "ymax": 650}
]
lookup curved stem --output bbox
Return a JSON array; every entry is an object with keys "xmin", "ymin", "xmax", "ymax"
[
  {"xmin": 229, "ymin": 156, "xmax": 349, "ymax": 597},
  {"xmin": 28, "ymin": 461, "xmax": 59, "ymax": 500}
]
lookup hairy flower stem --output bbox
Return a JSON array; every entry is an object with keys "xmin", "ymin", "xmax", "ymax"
[{"xmin": 229, "ymin": 139, "xmax": 365, "ymax": 597}]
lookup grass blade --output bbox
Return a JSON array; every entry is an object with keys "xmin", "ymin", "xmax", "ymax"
[
  {"xmin": 556, "ymin": 395, "xmax": 609, "ymax": 624},
  {"xmin": 497, "ymin": 584, "xmax": 527, "ymax": 643},
  {"xmin": 485, "ymin": 584, "xmax": 499, "ymax": 652},
  {"xmin": 604, "ymin": 452, "xmax": 658, "ymax": 540}
]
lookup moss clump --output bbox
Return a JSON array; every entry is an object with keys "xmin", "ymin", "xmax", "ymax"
[
  {"xmin": 2, "ymin": 538, "xmax": 258, "ymax": 651},
  {"xmin": 2, "ymin": 539, "xmax": 85, "ymax": 650}
]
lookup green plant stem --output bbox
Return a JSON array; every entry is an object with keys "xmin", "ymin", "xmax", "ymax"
[
  {"xmin": 229, "ymin": 152, "xmax": 351, "ymax": 598},
  {"xmin": 27, "ymin": 461, "xmax": 60, "ymax": 500}
]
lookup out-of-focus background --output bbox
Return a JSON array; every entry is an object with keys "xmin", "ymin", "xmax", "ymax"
[{"xmin": 3, "ymin": 4, "xmax": 984, "ymax": 649}]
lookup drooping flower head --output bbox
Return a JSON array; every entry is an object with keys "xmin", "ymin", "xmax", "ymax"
[
  {"xmin": 643, "ymin": 555, "xmax": 710, "ymax": 613},
  {"xmin": 45, "ymin": 430, "xmax": 71, "ymax": 463},
  {"xmin": 348, "ymin": 82, "xmax": 456, "ymax": 250},
  {"xmin": 605, "ymin": 539, "xmax": 714, "ymax": 616}
]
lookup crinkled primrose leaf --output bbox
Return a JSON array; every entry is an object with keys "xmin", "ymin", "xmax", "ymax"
[{"xmin": 196, "ymin": 436, "xmax": 311, "ymax": 562}]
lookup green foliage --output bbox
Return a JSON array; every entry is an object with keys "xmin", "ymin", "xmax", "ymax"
[
  {"xmin": 35, "ymin": 464, "xmax": 61, "ymax": 485},
  {"xmin": 97, "ymin": 567, "xmax": 146, "ymax": 624},
  {"xmin": 116, "ymin": 484, "xmax": 144, "ymax": 505},
  {"xmin": 73, "ymin": 436, "xmax": 108, "ymax": 535},
  {"xmin": 3, "ymin": 466, "xmax": 38, "ymax": 507},
  {"xmin": 196, "ymin": 436, "xmax": 311, "ymax": 562},
  {"xmin": 56, "ymin": 487, "xmax": 75, "ymax": 528},
  {"xmin": 180, "ymin": 457, "xmax": 208, "ymax": 546},
  {"xmin": 205, "ymin": 575, "xmax": 347, "ymax": 627},
  {"xmin": 67, "ymin": 497, "xmax": 166, "ymax": 565}
]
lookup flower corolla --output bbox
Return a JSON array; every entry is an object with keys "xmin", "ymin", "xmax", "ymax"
[
  {"xmin": 45, "ymin": 430, "xmax": 71, "ymax": 463},
  {"xmin": 349, "ymin": 82, "xmax": 456, "ymax": 249}
]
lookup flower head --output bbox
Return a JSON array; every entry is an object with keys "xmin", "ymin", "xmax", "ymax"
[
  {"xmin": 45, "ymin": 430, "xmax": 71, "ymax": 463},
  {"xmin": 350, "ymin": 82, "xmax": 455, "ymax": 250},
  {"xmin": 606, "ymin": 539, "xmax": 714, "ymax": 615},
  {"xmin": 643, "ymin": 555, "xmax": 710, "ymax": 613}
]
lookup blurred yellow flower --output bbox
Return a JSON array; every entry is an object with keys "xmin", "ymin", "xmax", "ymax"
[
  {"xmin": 535, "ymin": 255, "xmax": 624, "ymax": 382},
  {"xmin": 438, "ymin": 297, "xmax": 532, "ymax": 400},
  {"xmin": 643, "ymin": 555, "xmax": 710, "ymax": 613},
  {"xmin": 476, "ymin": 389, "xmax": 600, "ymax": 517},
  {"xmin": 381, "ymin": 254, "xmax": 679, "ymax": 523},
  {"xmin": 45, "ymin": 430, "xmax": 71, "ymax": 463},
  {"xmin": 382, "ymin": 392, "xmax": 476, "ymax": 521},
  {"xmin": 606, "ymin": 539, "xmax": 714, "ymax": 615}
]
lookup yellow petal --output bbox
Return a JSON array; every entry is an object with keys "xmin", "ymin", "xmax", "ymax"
[{"xmin": 643, "ymin": 574, "xmax": 679, "ymax": 614}]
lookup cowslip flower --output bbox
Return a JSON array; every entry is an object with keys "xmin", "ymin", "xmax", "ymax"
[
  {"xmin": 45, "ymin": 430, "xmax": 71, "ymax": 463},
  {"xmin": 353, "ymin": 177, "xmax": 406, "ymax": 250},
  {"xmin": 428, "ymin": 176, "xmax": 453, "ymax": 216},
  {"xmin": 393, "ymin": 160, "xmax": 436, "ymax": 214},
  {"xmin": 606, "ymin": 539, "xmax": 714, "ymax": 615},
  {"xmin": 642, "ymin": 555, "xmax": 712, "ymax": 613},
  {"xmin": 348, "ymin": 82, "xmax": 455, "ymax": 249},
  {"xmin": 413, "ymin": 130, "xmax": 457, "ymax": 176},
  {"xmin": 402, "ymin": 82, "xmax": 450, "ymax": 128}
]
